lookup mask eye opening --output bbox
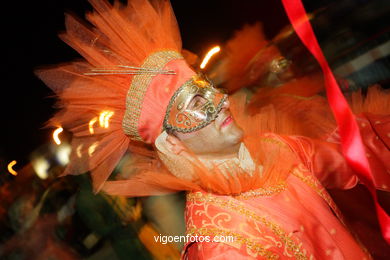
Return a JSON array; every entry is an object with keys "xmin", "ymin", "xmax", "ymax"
[{"xmin": 188, "ymin": 95, "xmax": 207, "ymax": 109}]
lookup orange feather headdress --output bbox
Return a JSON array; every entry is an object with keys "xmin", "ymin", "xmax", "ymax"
[{"xmin": 36, "ymin": 0, "xmax": 196, "ymax": 191}]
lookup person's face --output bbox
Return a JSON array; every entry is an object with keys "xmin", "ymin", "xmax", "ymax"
[
  {"xmin": 163, "ymin": 74, "xmax": 243, "ymax": 156},
  {"xmin": 173, "ymin": 98, "xmax": 243, "ymax": 156},
  {"xmin": 164, "ymin": 75, "xmax": 228, "ymax": 133}
]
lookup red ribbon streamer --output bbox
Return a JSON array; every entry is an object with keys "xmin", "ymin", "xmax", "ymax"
[{"xmin": 281, "ymin": 0, "xmax": 390, "ymax": 243}]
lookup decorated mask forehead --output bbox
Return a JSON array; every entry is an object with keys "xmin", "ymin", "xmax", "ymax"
[{"xmin": 163, "ymin": 74, "xmax": 227, "ymax": 133}]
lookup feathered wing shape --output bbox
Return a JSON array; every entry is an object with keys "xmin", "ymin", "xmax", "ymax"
[
  {"xmin": 221, "ymin": 22, "xmax": 279, "ymax": 92},
  {"xmin": 36, "ymin": 0, "xmax": 183, "ymax": 192},
  {"xmin": 350, "ymin": 85, "xmax": 390, "ymax": 115}
]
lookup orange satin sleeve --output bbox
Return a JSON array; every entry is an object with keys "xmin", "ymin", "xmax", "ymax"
[
  {"xmin": 355, "ymin": 113, "xmax": 390, "ymax": 190},
  {"xmin": 283, "ymin": 113, "xmax": 390, "ymax": 190},
  {"xmin": 284, "ymin": 135, "xmax": 359, "ymax": 189},
  {"xmin": 310, "ymin": 138, "xmax": 359, "ymax": 189},
  {"xmin": 184, "ymin": 242, "xmax": 258, "ymax": 260}
]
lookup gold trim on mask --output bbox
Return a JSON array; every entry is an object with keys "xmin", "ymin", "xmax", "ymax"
[
  {"xmin": 163, "ymin": 74, "xmax": 227, "ymax": 133},
  {"xmin": 122, "ymin": 50, "xmax": 183, "ymax": 141}
]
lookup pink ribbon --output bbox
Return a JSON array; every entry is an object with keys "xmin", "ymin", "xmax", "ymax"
[{"xmin": 281, "ymin": 0, "xmax": 390, "ymax": 243}]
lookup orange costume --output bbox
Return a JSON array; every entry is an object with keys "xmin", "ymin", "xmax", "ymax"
[
  {"xmin": 36, "ymin": 0, "xmax": 390, "ymax": 259},
  {"xmin": 184, "ymin": 133, "xmax": 389, "ymax": 259},
  {"xmin": 181, "ymin": 86, "xmax": 390, "ymax": 259}
]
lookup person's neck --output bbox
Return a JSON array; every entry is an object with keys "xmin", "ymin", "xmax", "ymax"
[{"xmin": 196, "ymin": 142, "xmax": 241, "ymax": 162}]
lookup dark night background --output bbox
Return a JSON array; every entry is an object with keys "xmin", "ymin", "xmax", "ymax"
[{"xmin": 1, "ymin": 0, "xmax": 291, "ymax": 170}]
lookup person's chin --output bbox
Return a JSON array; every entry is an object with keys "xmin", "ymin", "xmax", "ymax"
[
  {"xmin": 226, "ymin": 127, "xmax": 244, "ymax": 144},
  {"xmin": 228, "ymin": 122, "xmax": 243, "ymax": 135}
]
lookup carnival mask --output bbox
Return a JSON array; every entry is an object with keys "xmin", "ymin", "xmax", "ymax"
[{"xmin": 163, "ymin": 74, "xmax": 227, "ymax": 133}]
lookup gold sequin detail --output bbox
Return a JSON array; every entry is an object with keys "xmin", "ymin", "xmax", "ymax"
[
  {"xmin": 187, "ymin": 192, "xmax": 308, "ymax": 260},
  {"xmin": 234, "ymin": 183, "xmax": 287, "ymax": 199},
  {"xmin": 187, "ymin": 227, "xmax": 278, "ymax": 259},
  {"xmin": 122, "ymin": 50, "xmax": 183, "ymax": 141}
]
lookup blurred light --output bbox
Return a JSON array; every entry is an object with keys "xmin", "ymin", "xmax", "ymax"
[
  {"xmin": 53, "ymin": 127, "xmax": 63, "ymax": 145},
  {"xmin": 76, "ymin": 144, "xmax": 83, "ymax": 158},
  {"xmin": 99, "ymin": 111, "xmax": 114, "ymax": 128},
  {"xmin": 7, "ymin": 160, "xmax": 18, "ymax": 176},
  {"xmin": 99, "ymin": 112, "xmax": 105, "ymax": 127},
  {"xmin": 200, "ymin": 46, "xmax": 221, "ymax": 69},
  {"xmin": 88, "ymin": 142, "xmax": 99, "ymax": 156},
  {"xmin": 32, "ymin": 158, "xmax": 49, "ymax": 180},
  {"xmin": 89, "ymin": 117, "xmax": 98, "ymax": 134},
  {"xmin": 56, "ymin": 144, "xmax": 71, "ymax": 166},
  {"xmin": 104, "ymin": 111, "xmax": 114, "ymax": 128}
]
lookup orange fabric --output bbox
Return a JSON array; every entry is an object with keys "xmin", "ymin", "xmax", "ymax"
[
  {"xmin": 248, "ymin": 73, "xmax": 325, "ymax": 107},
  {"xmin": 350, "ymin": 85, "xmax": 390, "ymax": 115},
  {"xmin": 102, "ymin": 94, "xmax": 303, "ymax": 197},
  {"xmin": 314, "ymin": 113, "xmax": 390, "ymax": 190},
  {"xmin": 103, "ymin": 86, "xmax": 390, "ymax": 197},
  {"xmin": 183, "ymin": 176, "xmax": 371, "ymax": 259},
  {"xmin": 222, "ymin": 23, "xmax": 278, "ymax": 92},
  {"xmin": 246, "ymin": 84, "xmax": 390, "ymax": 191},
  {"xmin": 281, "ymin": 0, "xmax": 390, "ymax": 243},
  {"xmin": 183, "ymin": 127, "xmax": 389, "ymax": 259},
  {"xmin": 37, "ymin": 0, "xmax": 390, "ymax": 198},
  {"xmin": 183, "ymin": 112, "xmax": 390, "ymax": 258},
  {"xmin": 359, "ymin": 113, "xmax": 390, "ymax": 190},
  {"xmin": 186, "ymin": 242, "xmax": 252, "ymax": 259},
  {"xmin": 36, "ymin": 0, "xmax": 188, "ymax": 192}
]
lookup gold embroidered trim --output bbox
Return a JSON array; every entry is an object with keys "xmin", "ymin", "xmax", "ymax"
[
  {"xmin": 187, "ymin": 227, "xmax": 278, "ymax": 259},
  {"xmin": 187, "ymin": 192, "xmax": 308, "ymax": 260},
  {"xmin": 234, "ymin": 183, "xmax": 287, "ymax": 199},
  {"xmin": 122, "ymin": 50, "xmax": 183, "ymax": 141}
]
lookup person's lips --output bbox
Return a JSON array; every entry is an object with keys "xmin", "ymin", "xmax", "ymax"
[{"xmin": 221, "ymin": 115, "xmax": 233, "ymax": 128}]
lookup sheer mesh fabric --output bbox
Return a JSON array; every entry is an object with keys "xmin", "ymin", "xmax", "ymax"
[{"xmin": 36, "ymin": 0, "xmax": 183, "ymax": 192}]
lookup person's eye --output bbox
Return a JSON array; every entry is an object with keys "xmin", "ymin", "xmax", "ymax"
[{"xmin": 189, "ymin": 95, "xmax": 206, "ymax": 109}]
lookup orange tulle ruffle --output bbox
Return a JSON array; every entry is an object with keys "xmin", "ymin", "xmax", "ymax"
[{"xmin": 36, "ymin": 0, "xmax": 184, "ymax": 192}]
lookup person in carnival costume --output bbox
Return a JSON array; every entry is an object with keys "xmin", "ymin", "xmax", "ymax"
[{"xmin": 37, "ymin": 0, "xmax": 390, "ymax": 259}]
